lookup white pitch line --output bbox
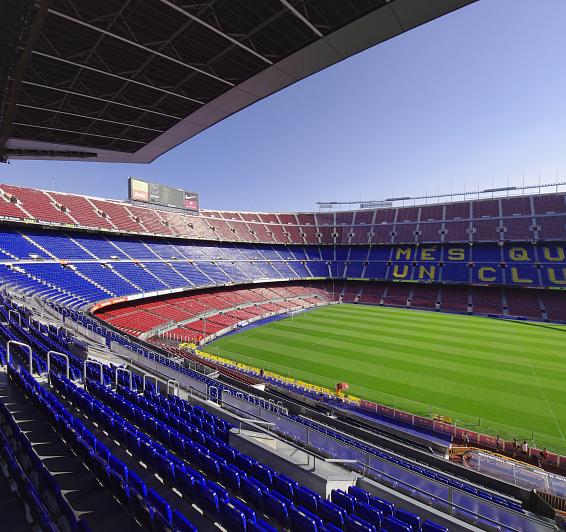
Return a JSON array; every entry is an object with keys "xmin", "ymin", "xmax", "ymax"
[{"xmin": 529, "ymin": 363, "xmax": 565, "ymax": 441}]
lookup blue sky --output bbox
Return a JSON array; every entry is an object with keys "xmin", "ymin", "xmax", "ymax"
[{"xmin": 1, "ymin": 0, "xmax": 565, "ymax": 212}]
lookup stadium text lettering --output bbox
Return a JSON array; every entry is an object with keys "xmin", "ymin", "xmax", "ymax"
[
  {"xmin": 548, "ymin": 267, "xmax": 566, "ymax": 284},
  {"xmin": 389, "ymin": 245, "xmax": 565, "ymax": 263}
]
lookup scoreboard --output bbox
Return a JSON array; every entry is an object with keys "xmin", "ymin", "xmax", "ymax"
[{"xmin": 128, "ymin": 177, "xmax": 199, "ymax": 211}]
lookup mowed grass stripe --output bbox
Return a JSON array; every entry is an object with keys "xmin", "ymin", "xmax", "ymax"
[
  {"xmin": 213, "ymin": 338, "xmax": 564, "ymax": 442},
  {"xmin": 208, "ymin": 305, "xmax": 566, "ymax": 450},
  {"xmin": 245, "ymin": 323, "xmax": 566, "ymax": 385},
  {"xmin": 217, "ymin": 332, "xmax": 561, "ymax": 424},
  {"xmin": 282, "ymin": 308, "xmax": 566, "ymax": 349}
]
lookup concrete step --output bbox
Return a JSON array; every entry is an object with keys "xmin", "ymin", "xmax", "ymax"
[{"xmin": 0, "ymin": 370, "xmax": 142, "ymax": 531}]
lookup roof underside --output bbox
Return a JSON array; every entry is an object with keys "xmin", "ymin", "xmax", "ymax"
[{"xmin": 1, "ymin": 0, "xmax": 476, "ymax": 163}]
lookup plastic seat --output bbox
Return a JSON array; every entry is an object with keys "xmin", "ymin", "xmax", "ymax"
[
  {"xmin": 395, "ymin": 508, "xmax": 420, "ymax": 532},
  {"xmin": 348, "ymin": 485, "xmax": 370, "ymax": 504},
  {"xmin": 241, "ymin": 476, "xmax": 264, "ymax": 510},
  {"xmin": 273, "ymin": 473, "xmax": 297, "ymax": 499},
  {"xmin": 230, "ymin": 497, "xmax": 256, "ymax": 524},
  {"xmin": 253, "ymin": 463, "xmax": 274, "ymax": 487},
  {"xmin": 149, "ymin": 488, "xmax": 173, "ymax": 527},
  {"xmin": 264, "ymin": 491, "xmax": 289, "ymax": 527},
  {"xmin": 345, "ymin": 515, "xmax": 377, "ymax": 532},
  {"xmin": 247, "ymin": 519, "xmax": 278, "ymax": 532},
  {"xmin": 206, "ymin": 479, "xmax": 228, "ymax": 503},
  {"xmin": 295, "ymin": 485, "xmax": 321, "ymax": 513},
  {"xmin": 355, "ymin": 501, "xmax": 383, "ymax": 530},
  {"xmin": 384, "ymin": 516, "xmax": 412, "ymax": 532},
  {"xmin": 219, "ymin": 462, "xmax": 243, "ymax": 492},
  {"xmin": 220, "ymin": 500, "xmax": 247, "ymax": 532},
  {"xmin": 196, "ymin": 485, "xmax": 219, "ymax": 517},
  {"xmin": 319, "ymin": 499, "xmax": 347, "ymax": 528},
  {"xmin": 109, "ymin": 455, "xmax": 128, "ymax": 482},
  {"xmin": 289, "ymin": 505, "xmax": 323, "ymax": 532},
  {"xmin": 369, "ymin": 495, "xmax": 394, "ymax": 518},
  {"xmin": 202, "ymin": 453, "xmax": 220, "ymax": 479},
  {"xmin": 421, "ymin": 520, "xmax": 449, "ymax": 532},
  {"xmin": 172, "ymin": 510, "xmax": 197, "ymax": 532},
  {"xmin": 235, "ymin": 453, "xmax": 256, "ymax": 473},
  {"xmin": 331, "ymin": 489, "xmax": 356, "ymax": 514},
  {"xmin": 155, "ymin": 452, "xmax": 176, "ymax": 485}
]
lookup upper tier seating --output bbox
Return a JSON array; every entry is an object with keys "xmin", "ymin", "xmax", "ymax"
[
  {"xmin": 1, "ymin": 184, "xmax": 565, "ymax": 245},
  {"xmin": 0, "ymin": 228, "xmax": 564, "ymax": 325}
]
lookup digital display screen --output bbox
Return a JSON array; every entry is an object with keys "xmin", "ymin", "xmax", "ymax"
[{"xmin": 128, "ymin": 177, "xmax": 199, "ymax": 211}]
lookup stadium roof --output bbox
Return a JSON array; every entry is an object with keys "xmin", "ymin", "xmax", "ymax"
[{"xmin": 1, "ymin": 0, "xmax": 476, "ymax": 164}]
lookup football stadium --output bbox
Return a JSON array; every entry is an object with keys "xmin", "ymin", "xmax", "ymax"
[{"xmin": 1, "ymin": 1, "xmax": 566, "ymax": 531}]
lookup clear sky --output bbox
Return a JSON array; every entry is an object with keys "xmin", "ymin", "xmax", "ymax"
[{"xmin": 1, "ymin": 0, "xmax": 565, "ymax": 212}]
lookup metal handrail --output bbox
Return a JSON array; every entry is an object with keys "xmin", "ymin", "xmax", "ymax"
[
  {"xmin": 47, "ymin": 350, "xmax": 69, "ymax": 386},
  {"xmin": 143, "ymin": 374, "xmax": 158, "ymax": 393},
  {"xmin": 6, "ymin": 340, "xmax": 33, "ymax": 374},
  {"xmin": 116, "ymin": 367, "xmax": 133, "ymax": 391},
  {"xmin": 83, "ymin": 359, "xmax": 104, "ymax": 391},
  {"xmin": 166, "ymin": 379, "xmax": 179, "ymax": 396}
]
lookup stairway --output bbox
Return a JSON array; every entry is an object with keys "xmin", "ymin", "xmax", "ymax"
[{"xmin": 0, "ymin": 369, "xmax": 141, "ymax": 530}]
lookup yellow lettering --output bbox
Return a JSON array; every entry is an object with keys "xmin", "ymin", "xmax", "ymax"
[
  {"xmin": 478, "ymin": 267, "xmax": 496, "ymax": 282},
  {"xmin": 420, "ymin": 247, "xmax": 437, "ymax": 261},
  {"xmin": 510, "ymin": 267, "xmax": 532, "ymax": 284},
  {"xmin": 509, "ymin": 247, "xmax": 529, "ymax": 262},
  {"xmin": 447, "ymin": 248, "xmax": 465, "ymax": 261},
  {"xmin": 418, "ymin": 265, "xmax": 436, "ymax": 280},
  {"xmin": 543, "ymin": 246, "xmax": 565, "ymax": 262},
  {"xmin": 395, "ymin": 247, "xmax": 412, "ymax": 260},
  {"xmin": 393, "ymin": 265, "xmax": 409, "ymax": 278},
  {"xmin": 547, "ymin": 267, "xmax": 566, "ymax": 285}
]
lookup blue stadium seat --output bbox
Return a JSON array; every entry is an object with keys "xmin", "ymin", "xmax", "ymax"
[
  {"xmin": 220, "ymin": 499, "xmax": 247, "ymax": 532},
  {"xmin": 172, "ymin": 510, "xmax": 197, "ymax": 532},
  {"xmin": 289, "ymin": 505, "xmax": 323, "ymax": 532},
  {"xmin": 331, "ymin": 489, "xmax": 356, "ymax": 514},
  {"xmin": 348, "ymin": 485, "xmax": 370, "ymax": 504},
  {"xmin": 295, "ymin": 485, "xmax": 321, "ymax": 513},
  {"xmin": 319, "ymin": 499, "xmax": 347, "ymax": 528},
  {"xmin": 355, "ymin": 501, "xmax": 383, "ymax": 530},
  {"xmin": 421, "ymin": 520, "xmax": 449, "ymax": 532},
  {"xmin": 264, "ymin": 490, "xmax": 289, "ymax": 527},
  {"xmin": 148, "ymin": 488, "xmax": 173, "ymax": 527},
  {"xmin": 273, "ymin": 473, "xmax": 298, "ymax": 499},
  {"xmin": 383, "ymin": 515, "xmax": 413, "ymax": 532},
  {"xmin": 395, "ymin": 508, "xmax": 421, "ymax": 532},
  {"xmin": 369, "ymin": 495, "xmax": 394, "ymax": 518},
  {"xmin": 345, "ymin": 515, "xmax": 377, "ymax": 532}
]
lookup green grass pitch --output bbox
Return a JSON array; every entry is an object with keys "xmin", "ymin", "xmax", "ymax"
[{"xmin": 207, "ymin": 304, "xmax": 566, "ymax": 453}]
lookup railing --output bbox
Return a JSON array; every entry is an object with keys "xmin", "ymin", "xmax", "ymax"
[
  {"xmin": 6, "ymin": 340, "xmax": 33, "ymax": 374},
  {"xmin": 47, "ymin": 350, "xmax": 69, "ymax": 385},
  {"xmin": 222, "ymin": 390, "xmax": 552, "ymax": 532}
]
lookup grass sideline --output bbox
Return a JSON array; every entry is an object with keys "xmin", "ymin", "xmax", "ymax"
[{"xmin": 207, "ymin": 304, "xmax": 566, "ymax": 454}]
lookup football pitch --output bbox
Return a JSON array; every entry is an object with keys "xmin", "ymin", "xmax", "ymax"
[{"xmin": 207, "ymin": 304, "xmax": 566, "ymax": 453}]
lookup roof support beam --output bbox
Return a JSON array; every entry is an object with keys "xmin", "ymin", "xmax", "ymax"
[
  {"xmin": 157, "ymin": 0, "xmax": 273, "ymax": 65},
  {"xmin": 48, "ymin": 9, "xmax": 234, "ymax": 87},
  {"xmin": 32, "ymin": 51, "xmax": 204, "ymax": 105},
  {"xmin": 0, "ymin": 0, "xmax": 49, "ymax": 158},
  {"xmin": 16, "ymin": 104, "xmax": 165, "ymax": 133},
  {"xmin": 279, "ymin": 0, "xmax": 323, "ymax": 38},
  {"xmin": 22, "ymin": 81, "xmax": 181, "ymax": 120},
  {"xmin": 12, "ymin": 122, "xmax": 146, "ymax": 144}
]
